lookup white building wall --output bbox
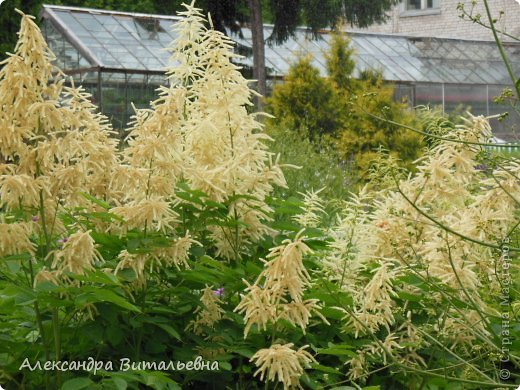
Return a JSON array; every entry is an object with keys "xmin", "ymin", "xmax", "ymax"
[{"xmin": 348, "ymin": 0, "xmax": 520, "ymax": 41}]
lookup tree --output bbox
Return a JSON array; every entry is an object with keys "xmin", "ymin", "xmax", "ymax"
[
  {"xmin": 0, "ymin": 0, "xmax": 41, "ymax": 59},
  {"xmin": 268, "ymin": 56, "xmax": 342, "ymax": 140},
  {"xmin": 268, "ymin": 33, "xmax": 424, "ymax": 178},
  {"xmin": 249, "ymin": 0, "xmax": 266, "ymax": 107},
  {"xmin": 250, "ymin": 0, "xmax": 400, "ymax": 105}
]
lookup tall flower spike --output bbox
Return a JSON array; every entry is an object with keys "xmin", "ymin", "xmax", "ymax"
[
  {"xmin": 51, "ymin": 230, "xmax": 102, "ymax": 276},
  {"xmin": 330, "ymin": 113, "xmax": 518, "ymax": 374},
  {"xmin": 250, "ymin": 344, "xmax": 316, "ymax": 390},
  {"xmin": 235, "ymin": 231, "xmax": 328, "ymax": 338},
  {"xmin": 0, "ymin": 11, "xmax": 60, "ymax": 158},
  {"xmin": 0, "ymin": 11, "xmax": 118, "ymax": 282},
  {"xmin": 292, "ymin": 188, "xmax": 326, "ymax": 228},
  {"xmin": 165, "ymin": 2, "xmax": 287, "ymax": 259},
  {"xmin": 187, "ymin": 286, "xmax": 225, "ymax": 335}
]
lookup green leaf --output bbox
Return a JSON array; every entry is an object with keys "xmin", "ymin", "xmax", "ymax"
[
  {"xmin": 397, "ymin": 291, "xmax": 422, "ymax": 302},
  {"xmin": 80, "ymin": 192, "xmax": 111, "ymax": 210},
  {"xmin": 61, "ymin": 377, "xmax": 94, "ymax": 390},
  {"xmin": 1, "ymin": 285, "xmax": 35, "ymax": 306},
  {"xmin": 317, "ymin": 348, "xmax": 356, "ymax": 357},
  {"xmin": 91, "ymin": 231, "xmax": 124, "ymax": 247},
  {"xmin": 69, "ymin": 270, "xmax": 120, "ymax": 285},
  {"xmin": 204, "ymin": 200, "xmax": 227, "ymax": 209},
  {"xmin": 304, "ymin": 238, "xmax": 331, "ymax": 251},
  {"xmin": 77, "ymin": 288, "xmax": 140, "ymax": 312},
  {"xmin": 155, "ymin": 323, "xmax": 181, "ymax": 341},
  {"xmin": 176, "ymin": 191, "xmax": 206, "ymax": 206},
  {"xmin": 218, "ymin": 361, "xmax": 232, "ymax": 371},
  {"xmin": 34, "ymin": 280, "xmax": 62, "ymax": 292},
  {"xmin": 271, "ymin": 220, "xmax": 301, "ymax": 231},
  {"xmin": 231, "ymin": 348, "xmax": 254, "ymax": 358},
  {"xmin": 311, "ymin": 363, "xmax": 342, "ymax": 375},
  {"xmin": 80, "ymin": 211, "xmax": 123, "ymax": 222},
  {"xmin": 111, "ymin": 377, "xmax": 128, "ymax": 390},
  {"xmin": 198, "ymin": 255, "xmax": 227, "ymax": 271},
  {"xmin": 320, "ymin": 307, "xmax": 345, "ymax": 321},
  {"xmin": 329, "ymin": 387, "xmax": 357, "ymax": 390},
  {"xmin": 1, "ymin": 253, "xmax": 32, "ymax": 262},
  {"xmin": 138, "ymin": 370, "xmax": 180, "ymax": 389}
]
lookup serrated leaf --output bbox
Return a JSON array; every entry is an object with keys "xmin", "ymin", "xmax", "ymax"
[
  {"xmin": 77, "ymin": 288, "xmax": 140, "ymax": 312},
  {"xmin": 111, "ymin": 377, "xmax": 128, "ymax": 390}
]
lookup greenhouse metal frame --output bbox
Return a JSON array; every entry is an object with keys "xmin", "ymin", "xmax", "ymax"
[{"xmin": 41, "ymin": 4, "xmax": 520, "ymax": 140}]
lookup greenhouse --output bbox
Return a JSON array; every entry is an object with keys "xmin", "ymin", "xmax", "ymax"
[{"xmin": 41, "ymin": 4, "xmax": 520, "ymax": 140}]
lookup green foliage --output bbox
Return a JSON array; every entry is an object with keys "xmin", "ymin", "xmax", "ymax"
[
  {"xmin": 0, "ymin": 0, "xmax": 41, "ymax": 58},
  {"xmin": 334, "ymin": 73, "xmax": 423, "ymax": 176},
  {"xmin": 268, "ymin": 57, "xmax": 343, "ymax": 140},
  {"xmin": 325, "ymin": 27, "xmax": 356, "ymax": 91},
  {"xmin": 265, "ymin": 123, "xmax": 355, "ymax": 201},
  {"xmin": 0, "ymin": 183, "xmax": 344, "ymax": 389},
  {"xmin": 268, "ymin": 0, "xmax": 399, "ymax": 43},
  {"xmin": 268, "ymin": 32, "xmax": 424, "ymax": 179}
]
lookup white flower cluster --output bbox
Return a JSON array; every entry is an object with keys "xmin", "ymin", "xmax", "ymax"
[
  {"xmin": 325, "ymin": 114, "xmax": 520, "ymax": 381},
  {"xmin": 0, "ymin": 3, "xmax": 288, "ymax": 286},
  {"xmin": 0, "ymin": 12, "xmax": 118, "ymax": 283}
]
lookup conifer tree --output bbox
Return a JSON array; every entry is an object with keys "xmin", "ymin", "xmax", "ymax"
[{"xmin": 268, "ymin": 32, "xmax": 423, "ymax": 177}]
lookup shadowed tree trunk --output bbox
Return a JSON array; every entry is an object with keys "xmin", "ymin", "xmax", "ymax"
[{"xmin": 248, "ymin": 0, "xmax": 266, "ymax": 109}]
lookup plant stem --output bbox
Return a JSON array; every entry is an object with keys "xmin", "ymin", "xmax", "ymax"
[
  {"xmin": 135, "ymin": 284, "xmax": 147, "ymax": 360},
  {"xmin": 323, "ymin": 282, "xmax": 517, "ymax": 388},
  {"xmin": 393, "ymin": 174, "xmax": 520, "ymax": 252},
  {"xmin": 53, "ymin": 308, "xmax": 61, "ymax": 387},
  {"xmin": 482, "ymin": 0, "xmax": 520, "ymax": 100},
  {"xmin": 28, "ymin": 258, "xmax": 50, "ymax": 390},
  {"xmin": 363, "ymin": 109, "xmax": 514, "ymax": 148}
]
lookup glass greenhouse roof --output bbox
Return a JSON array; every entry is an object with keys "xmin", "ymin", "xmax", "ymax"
[{"xmin": 41, "ymin": 4, "xmax": 520, "ymax": 85}]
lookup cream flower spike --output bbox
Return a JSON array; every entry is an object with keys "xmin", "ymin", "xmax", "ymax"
[
  {"xmin": 186, "ymin": 286, "xmax": 225, "ymax": 335},
  {"xmin": 122, "ymin": 1, "xmax": 286, "ymax": 261},
  {"xmin": 292, "ymin": 188, "xmax": 326, "ymax": 228},
  {"xmin": 51, "ymin": 230, "xmax": 102, "ymax": 276},
  {"xmin": 0, "ymin": 10, "xmax": 60, "ymax": 158},
  {"xmin": 250, "ymin": 343, "xmax": 316, "ymax": 390},
  {"xmin": 235, "ymin": 228, "xmax": 328, "ymax": 368}
]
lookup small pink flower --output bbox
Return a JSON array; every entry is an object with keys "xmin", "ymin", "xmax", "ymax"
[
  {"xmin": 31, "ymin": 215, "xmax": 39, "ymax": 222},
  {"xmin": 57, "ymin": 237, "xmax": 69, "ymax": 245},
  {"xmin": 213, "ymin": 287, "xmax": 224, "ymax": 297}
]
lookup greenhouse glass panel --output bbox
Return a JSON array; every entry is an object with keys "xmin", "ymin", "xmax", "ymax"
[
  {"xmin": 394, "ymin": 83, "xmax": 414, "ymax": 105},
  {"xmin": 43, "ymin": 20, "xmax": 79, "ymax": 70},
  {"xmin": 415, "ymin": 83, "xmax": 443, "ymax": 108},
  {"xmin": 488, "ymin": 85, "xmax": 520, "ymax": 140},
  {"xmin": 100, "ymin": 72, "xmax": 129, "ymax": 129},
  {"xmin": 76, "ymin": 15, "xmax": 105, "ymax": 32},
  {"xmin": 444, "ymin": 84, "xmax": 487, "ymax": 114},
  {"xmin": 40, "ymin": 4, "xmax": 520, "ymax": 138}
]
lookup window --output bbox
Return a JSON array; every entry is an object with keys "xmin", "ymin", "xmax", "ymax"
[
  {"xmin": 406, "ymin": 0, "xmax": 421, "ymax": 10},
  {"xmin": 405, "ymin": 0, "xmax": 440, "ymax": 11}
]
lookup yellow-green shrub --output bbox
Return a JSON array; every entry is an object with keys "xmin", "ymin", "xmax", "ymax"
[{"xmin": 268, "ymin": 33, "xmax": 424, "ymax": 179}]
